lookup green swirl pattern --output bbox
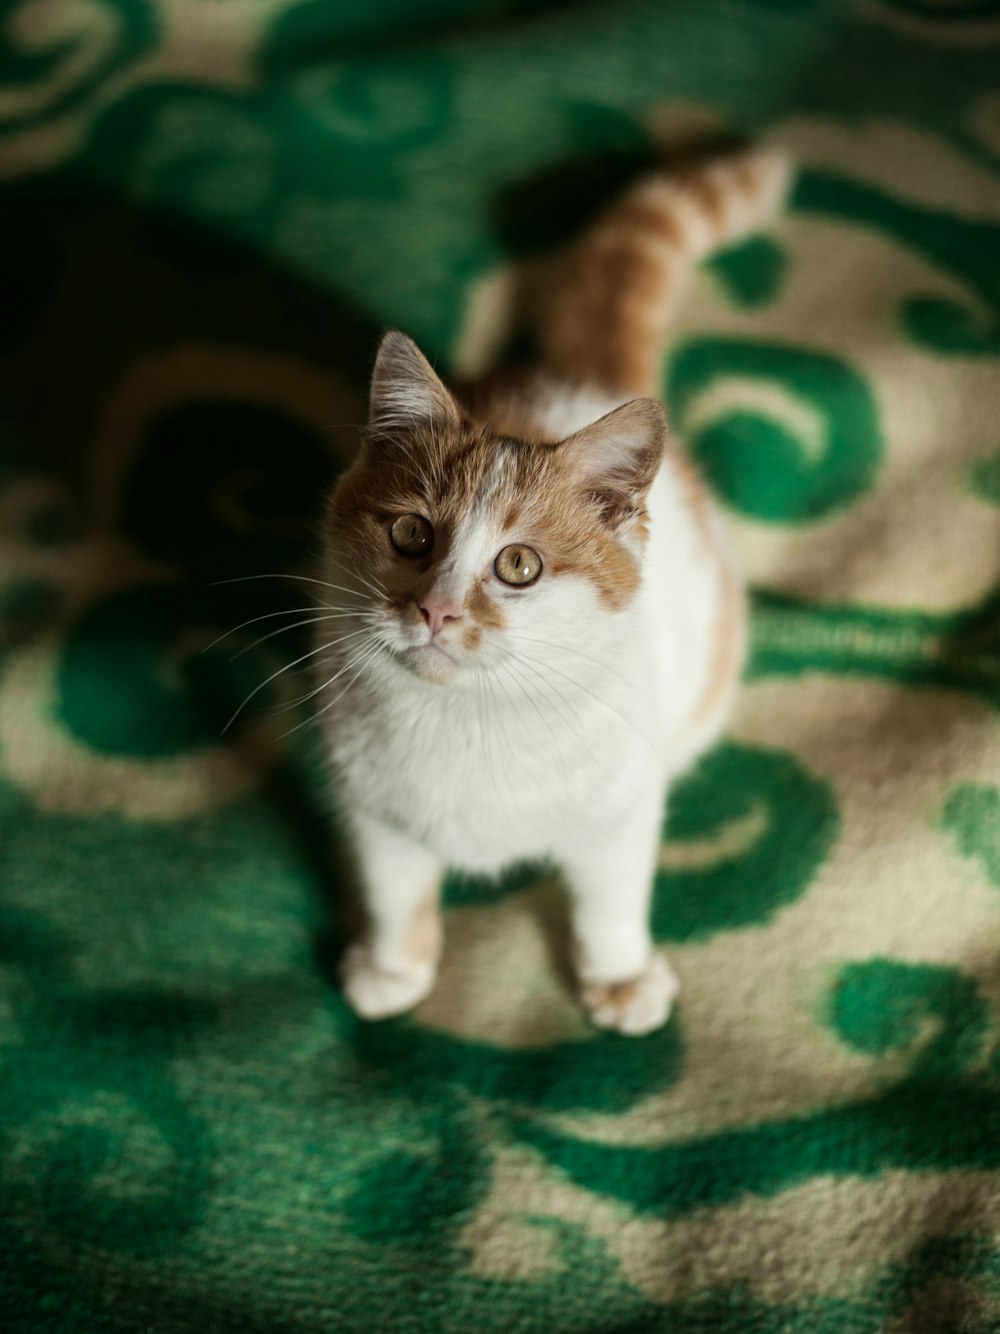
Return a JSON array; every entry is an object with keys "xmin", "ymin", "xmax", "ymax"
[
  {"xmin": 667, "ymin": 338, "xmax": 883, "ymax": 523},
  {"xmin": 0, "ymin": 0, "xmax": 156, "ymax": 134},
  {"xmin": 797, "ymin": 170, "xmax": 1000, "ymax": 356},
  {"xmin": 510, "ymin": 957, "xmax": 1000, "ymax": 1213},
  {"xmin": 2, "ymin": 1, "xmax": 1000, "ymax": 1331}
]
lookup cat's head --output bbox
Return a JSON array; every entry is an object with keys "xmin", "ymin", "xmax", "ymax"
[{"xmin": 325, "ymin": 331, "xmax": 666, "ymax": 685}]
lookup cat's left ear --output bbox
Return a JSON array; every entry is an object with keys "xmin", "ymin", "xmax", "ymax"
[
  {"xmin": 564, "ymin": 399, "xmax": 667, "ymax": 529},
  {"xmin": 367, "ymin": 330, "xmax": 460, "ymax": 451}
]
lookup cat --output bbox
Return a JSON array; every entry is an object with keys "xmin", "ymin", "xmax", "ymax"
[{"xmin": 317, "ymin": 146, "xmax": 792, "ymax": 1035}]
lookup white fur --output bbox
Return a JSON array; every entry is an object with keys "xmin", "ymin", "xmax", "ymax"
[{"xmin": 319, "ymin": 378, "xmax": 741, "ymax": 1034}]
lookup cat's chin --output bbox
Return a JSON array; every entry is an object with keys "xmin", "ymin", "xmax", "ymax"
[{"xmin": 399, "ymin": 643, "xmax": 461, "ymax": 685}]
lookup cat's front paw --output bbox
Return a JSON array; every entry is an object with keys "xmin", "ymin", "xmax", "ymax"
[
  {"xmin": 341, "ymin": 945, "xmax": 437, "ymax": 1020},
  {"xmin": 582, "ymin": 953, "xmax": 679, "ymax": 1036}
]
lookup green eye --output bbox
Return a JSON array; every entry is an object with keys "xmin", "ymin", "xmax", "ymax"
[
  {"xmin": 494, "ymin": 543, "xmax": 542, "ymax": 587},
  {"xmin": 390, "ymin": 513, "xmax": 433, "ymax": 557}
]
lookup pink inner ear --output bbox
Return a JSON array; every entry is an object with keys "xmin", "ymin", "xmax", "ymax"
[
  {"xmin": 564, "ymin": 399, "xmax": 667, "ymax": 524},
  {"xmin": 588, "ymin": 479, "xmax": 641, "ymax": 528}
]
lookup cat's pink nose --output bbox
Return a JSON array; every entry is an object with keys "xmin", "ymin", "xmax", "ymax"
[{"xmin": 419, "ymin": 597, "xmax": 463, "ymax": 636}]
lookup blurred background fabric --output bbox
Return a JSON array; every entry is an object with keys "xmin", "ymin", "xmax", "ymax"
[{"xmin": 2, "ymin": 1, "xmax": 1000, "ymax": 1329}]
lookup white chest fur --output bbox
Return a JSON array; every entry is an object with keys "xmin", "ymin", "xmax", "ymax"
[{"xmin": 325, "ymin": 612, "xmax": 658, "ymax": 872}]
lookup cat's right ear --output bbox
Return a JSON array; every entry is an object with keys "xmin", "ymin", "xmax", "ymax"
[{"xmin": 366, "ymin": 331, "xmax": 460, "ymax": 454}]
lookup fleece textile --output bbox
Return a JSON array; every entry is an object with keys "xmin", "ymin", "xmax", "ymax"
[{"xmin": 1, "ymin": 1, "xmax": 999, "ymax": 1330}]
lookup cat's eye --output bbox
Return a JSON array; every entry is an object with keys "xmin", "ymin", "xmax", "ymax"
[
  {"xmin": 390, "ymin": 513, "xmax": 433, "ymax": 557},
  {"xmin": 494, "ymin": 543, "xmax": 543, "ymax": 587}
]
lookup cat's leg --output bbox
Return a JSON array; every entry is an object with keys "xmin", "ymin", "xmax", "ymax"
[
  {"xmin": 559, "ymin": 791, "xmax": 678, "ymax": 1036},
  {"xmin": 340, "ymin": 810, "xmax": 443, "ymax": 1020}
]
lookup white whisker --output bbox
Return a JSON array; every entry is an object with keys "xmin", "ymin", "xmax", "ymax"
[
  {"xmin": 498, "ymin": 659, "xmax": 573, "ymax": 794},
  {"xmin": 476, "ymin": 666, "xmax": 499, "ymax": 796},
  {"xmin": 231, "ymin": 611, "xmax": 370, "ymax": 661},
  {"xmin": 514, "ymin": 633, "xmax": 655, "ymax": 707},
  {"xmin": 279, "ymin": 641, "xmax": 385, "ymax": 741},
  {"xmin": 269, "ymin": 631, "xmax": 375, "ymax": 713},
  {"xmin": 221, "ymin": 635, "xmax": 361, "ymax": 735},
  {"xmin": 506, "ymin": 645, "xmax": 660, "ymax": 760},
  {"xmin": 211, "ymin": 573, "xmax": 375, "ymax": 601},
  {"xmin": 200, "ymin": 604, "xmax": 337, "ymax": 655}
]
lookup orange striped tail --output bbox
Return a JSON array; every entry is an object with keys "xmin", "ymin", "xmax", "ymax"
[{"xmin": 538, "ymin": 147, "xmax": 793, "ymax": 397}]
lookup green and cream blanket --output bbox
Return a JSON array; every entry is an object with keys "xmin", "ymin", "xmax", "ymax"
[{"xmin": 2, "ymin": 1, "xmax": 999, "ymax": 1329}]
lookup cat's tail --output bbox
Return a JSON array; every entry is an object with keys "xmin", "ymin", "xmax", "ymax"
[{"xmin": 537, "ymin": 146, "xmax": 793, "ymax": 398}]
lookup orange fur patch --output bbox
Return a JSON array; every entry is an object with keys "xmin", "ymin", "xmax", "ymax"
[
  {"xmin": 404, "ymin": 891, "xmax": 442, "ymax": 969},
  {"xmin": 539, "ymin": 497, "xmax": 641, "ymax": 611},
  {"xmin": 682, "ymin": 169, "xmax": 727, "ymax": 228},
  {"xmin": 465, "ymin": 584, "xmax": 504, "ymax": 630},
  {"xmin": 541, "ymin": 232, "xmax": 673, "ymax": 398},
  {"xmin": 509, "ymin": 436, "xmax": 650, "ymax": 612},
  {"xmin": 584, "ymin": 977, "xmax": 639, "ymax": 1015}
]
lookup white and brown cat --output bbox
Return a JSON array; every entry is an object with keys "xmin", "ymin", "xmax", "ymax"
[{"xmin": 318, "ymin": 147, "xmax": 791, "ymax": 1034}]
